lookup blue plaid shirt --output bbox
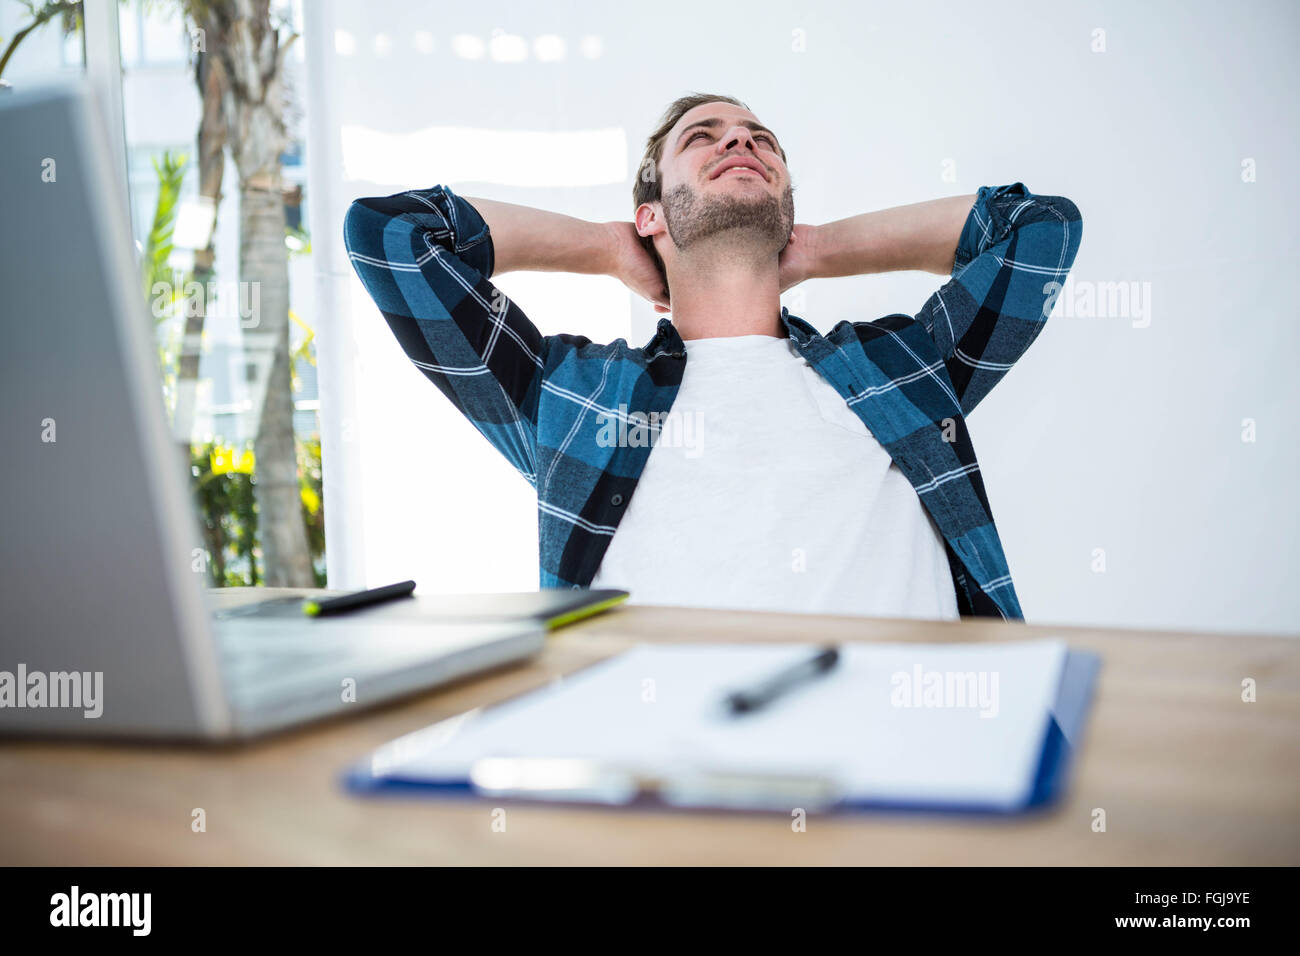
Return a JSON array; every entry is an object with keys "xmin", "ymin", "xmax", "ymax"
[{"xmin": 344, "ymin": 182, "xmax": 1082, "ymax": 619}]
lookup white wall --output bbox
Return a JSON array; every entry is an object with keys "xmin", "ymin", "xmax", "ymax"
[{"xmin": 304, "ymin": 0, "xmax": 1300, "ymax": 635}]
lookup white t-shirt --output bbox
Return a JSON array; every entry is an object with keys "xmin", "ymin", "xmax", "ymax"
[{"xmin": 591, "ymin": 333, "xmax": 959, "ymax": 620}]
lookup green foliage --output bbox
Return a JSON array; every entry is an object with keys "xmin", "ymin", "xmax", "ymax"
[
  {"xmin": 191, "ymin": 440, "xmax": 258, "ymax": 587},
  {"xmin": 191, "ymin": 435, "xmax": 327, "ymax": 587},
  {"xmin": 297, "ymin": 434, "xmax": 326, "ymax": 584},
  {"xmin": 0, "ymin": 1, "xmax": 84, "ymax": 81},
  {"xmin": 142, "ymin": 150, "xmax": 189, "ymax": 421},
  {"xmin": 143, "ymin": 150, "xmax": 188, "ymax": 302}
]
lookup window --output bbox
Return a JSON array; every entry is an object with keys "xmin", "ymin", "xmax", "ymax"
[{"xmin": 111, "ymin": 0, "xmax": 324, "ymax": 588}]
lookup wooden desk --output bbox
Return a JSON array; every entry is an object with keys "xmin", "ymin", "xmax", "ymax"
[{"xmin": 1, "ymin": 590, "xmax": 1296, "ymax": 865}]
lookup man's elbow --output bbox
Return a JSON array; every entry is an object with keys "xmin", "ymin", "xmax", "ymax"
[
  {"xmin": 1039, "ymin": 194, "xmax": 1083, "ymax": 262},
  {"xmin": 1012, "ymin": 194, "xmax": 1083, "ymax": 287},
  {"xmin": 1042, "ymin": 193, "xmax": 1081, "ymax": 223},
  {"xmin": 342, "ymin": 198, "xmax": 379, "ymax": 259}
]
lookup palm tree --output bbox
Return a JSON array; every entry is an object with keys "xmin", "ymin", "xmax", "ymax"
[
  {"xmin": 180, "ymin": 0, "xmax": 312, "ymax": 586},
  {"xmin": 170, "ymin": 17, "xmax": 226, "ymax": 446}
]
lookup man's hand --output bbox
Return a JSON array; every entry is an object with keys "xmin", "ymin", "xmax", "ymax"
[
  {"xmin": 605, "ymin": 221, "xmax": 671, "ymax": 313},
  {"xmin": 778, "ymin": 223, "xmax": 821, "ymax": 294}
]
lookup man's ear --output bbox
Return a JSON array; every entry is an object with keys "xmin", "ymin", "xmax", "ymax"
[{"xmin": 634, "ymin": 202, "xmax": 663, "ymax": 239}]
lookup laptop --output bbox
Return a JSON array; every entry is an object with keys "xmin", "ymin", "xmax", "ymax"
[{"xmin": 0, "ymin": 82, "xmax": 585, "ymax": 740}]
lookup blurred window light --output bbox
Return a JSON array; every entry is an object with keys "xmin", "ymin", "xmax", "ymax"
[
  {"xmin": 172, "ymin": 197, "xmax": 218, "ymax": 250},
  {"xmin": 291, "ymin": 0, "xmax": 306, "ymax": 60},
  {"xmin": 533, "ymin": 35, "xmax": 566, "ymax": 62},
  {"xmin": 335, "ymin": 30, "xmax": 356, "ymax": 56},
  {"xmin": 63, "ymin": 24, "xmax": 83, "ymax": 66},
  {"xmin": 372, "ymin": 33, "xmax": 392, "ymax": 57},
  {"xmin": 166, "ymin": 247, "xmax": 195, "ymax": 274},
  {"xmin": 119, "ymin": 1, "xmax": 141, "ymax": 65},
  {"xmin": 414, "ymin": 31, "xmax": 435, "ymax": 54},
  {"xmin": 341, "ymin": 126, "xmax": 628, "ymax": 188},
  {"xmin": 452, "ymin": 34, "xmax": 486, "ymax": 60},
  {"xmin": 579, "ymin": 35, "xmax": 604, "ymax": 59},
  {"xmin": 489, "ymin": 30, "xmax": 528, "ymax": 63},
  {"xmin": 141, "ymin": 1, "xmax": 186, "ymax": 65}
]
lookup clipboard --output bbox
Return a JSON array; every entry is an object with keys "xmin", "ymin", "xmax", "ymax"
[{"xmin": 343, "ymin": 640, "xmax": 1100, "ymax": 815}]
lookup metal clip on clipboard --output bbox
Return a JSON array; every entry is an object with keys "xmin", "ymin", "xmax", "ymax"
[{"xmin": 469, "ymin": 757, "xmax": 845, "ymax": 812}]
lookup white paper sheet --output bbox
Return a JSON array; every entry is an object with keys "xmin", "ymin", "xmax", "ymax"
[{"xmin": 360, "ymin": 639, "xmax": 1069, "ymax": 811}]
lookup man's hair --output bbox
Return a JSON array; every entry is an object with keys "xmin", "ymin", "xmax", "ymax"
[{"xmin": 633, "ymin": 92, "xmax": 789, "ymax": 297}]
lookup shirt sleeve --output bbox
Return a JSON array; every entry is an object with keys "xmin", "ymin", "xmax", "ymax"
[
  {"xmin": 343, "ymin": 184, "xmax": 544, "ymax": 486},
  {"xmin": 915, "ymin": 182, "xmax": 1083, "ymax": 416}
]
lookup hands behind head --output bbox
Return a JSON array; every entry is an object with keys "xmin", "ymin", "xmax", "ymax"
[
  {"xmin": 778, "ymin": 224, "xmax": 819, "ymax": 295},
  {"xmin": 606, "ymin": 221, "xmax": 671, "ymax": 313}
]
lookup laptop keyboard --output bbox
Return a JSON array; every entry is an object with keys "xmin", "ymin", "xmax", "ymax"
[
  {"xmin": 218, "ymin": 632, "xmax": 431, "ymax": 687},
  {"xmin": 210, "ymin": 618, "xmax": 534, "ymax": 717}
]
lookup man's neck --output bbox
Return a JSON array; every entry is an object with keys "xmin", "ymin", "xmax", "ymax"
[{"xmin": 665, "ymin": 248, "xmax": 784, "ymax": 340}]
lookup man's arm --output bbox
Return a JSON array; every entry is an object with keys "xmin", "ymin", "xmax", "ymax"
[
  {"xmin": 455, "ymin": 195, "xmax": 612, "ymax": 277},
  {"xmin": 463, "ymin": 196, "xmax": 671, "ymax": 308},
  {"xmin": 796, "ymin": 184, "xmax": 1083, "ymax": 415},
  {"xmin": 343, "ymin": 186, "xmax": 652, "ymax": 485},
  {"xmin": 803, "ymin": 194, "xmax": 976, "ymax": 278}
]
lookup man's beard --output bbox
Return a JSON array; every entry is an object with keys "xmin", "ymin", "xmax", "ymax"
[{"xmin": 660, "ymin": 178, "xmax": 795, "ymax": 256}]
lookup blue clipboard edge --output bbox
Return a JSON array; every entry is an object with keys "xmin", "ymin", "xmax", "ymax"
[
  {"xmin": 1027, "ymin": 648, "xmax": 1102, "ymax": 809},
  {"xmin": 341, "ymin": 648, "xmax": 1103, "ymax": 817}
]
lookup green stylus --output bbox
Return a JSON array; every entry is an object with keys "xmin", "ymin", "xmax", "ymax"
[{"xmin": 302, "ymin": 580, "xmax": 416, "ymax": 617}]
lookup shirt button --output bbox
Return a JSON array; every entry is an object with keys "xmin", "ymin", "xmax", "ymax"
[{"xmin": 610, "ymin": 494, "xmax": 624, "ymax": 506}]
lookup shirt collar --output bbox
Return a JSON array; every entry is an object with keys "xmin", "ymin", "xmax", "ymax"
[{"xmin": 643, "ymin": 306, "xmax": 819, "ymax": 356}]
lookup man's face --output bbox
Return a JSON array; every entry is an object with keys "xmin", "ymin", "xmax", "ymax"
[{"xmin": 643, "ymin": 101, "xmax": 794, "ymax": 258}]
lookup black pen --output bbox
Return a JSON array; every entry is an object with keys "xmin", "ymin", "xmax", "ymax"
[
  {"xmin": 302, "ymin": 580, "xmax": 416, "ymax": 617},
  {"xmin": 723, "ymin": 645, "xmax": 841, "ymax": 715}
]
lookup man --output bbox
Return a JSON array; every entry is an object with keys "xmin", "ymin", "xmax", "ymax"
[{"xmin": 343, "ymin": 92, "xmax": 1082, "ymax": 620}]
